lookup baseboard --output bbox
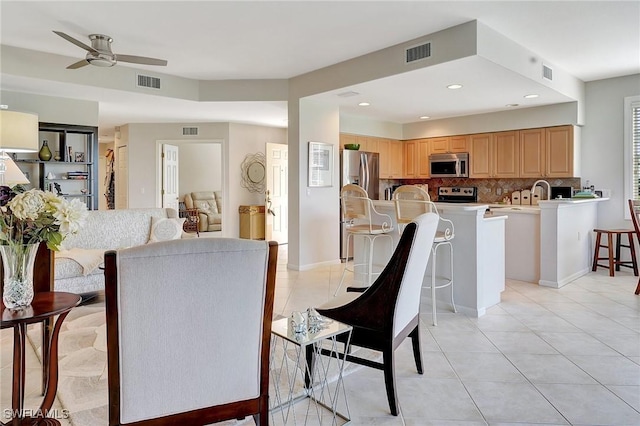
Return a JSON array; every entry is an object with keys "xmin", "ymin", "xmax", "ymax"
[{"xmin": 539, "ymin": 268, "xmax": 589, "ymax": 288}]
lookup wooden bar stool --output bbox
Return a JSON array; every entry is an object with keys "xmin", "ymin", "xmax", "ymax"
[{"xmin": 592, "ymin": 229, "xmax": 639, "ymax": 277}]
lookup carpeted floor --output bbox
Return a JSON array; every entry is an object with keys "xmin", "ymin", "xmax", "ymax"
[{"xmin": 25, "ymin": 304, "xmax": 365, "ymax": 426}]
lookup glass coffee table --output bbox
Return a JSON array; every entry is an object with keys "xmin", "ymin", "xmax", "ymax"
[{"xmin": 270, "ymin": 315, "xmax": 352, "ymax": 425}]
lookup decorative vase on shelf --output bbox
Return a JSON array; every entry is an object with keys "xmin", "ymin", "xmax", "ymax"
[
  {"xmin": 39, "ymin": 140, "xmax": 52, "ymax": 161},
  {"xmin": 54, "ymin": 151, "xmax": 61, "ymax": 161},
  {"xmin": 1, "ymin": 244, "xmax": 39, "ymax": 309}
]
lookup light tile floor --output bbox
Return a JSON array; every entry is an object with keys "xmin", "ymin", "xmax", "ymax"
[{"xmin": 2, "ymin": 244, "xmax": 639, "ymax": 425}]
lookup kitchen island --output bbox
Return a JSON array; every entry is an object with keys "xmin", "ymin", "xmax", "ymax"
[
  {"xmin": 489, "ymin": 197, "xmax": 609, "ymax": 288},
  {"xmin": 538, "ymin": 198, "xmax": 609, "ymax": 288},
  {"xmin": 355, "ymin": 201, "xmax": 507, "ymax": 318}
]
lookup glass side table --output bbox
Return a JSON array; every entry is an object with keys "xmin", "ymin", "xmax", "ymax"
[{"xmin": 270, "ymin": 315, "xmax": 352, "ymax": 425}]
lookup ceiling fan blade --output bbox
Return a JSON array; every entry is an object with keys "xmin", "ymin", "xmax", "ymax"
[
  {"xmin": 116, "ymin": 54, "xmax": 168, "ymax": 66},
  {"xmin": 67, "ymin": 59, "xmax": 90, "ymax": 69},
  {"xmin": 53, "ymin": 31, "xmax": 98, "ymax": 54}
]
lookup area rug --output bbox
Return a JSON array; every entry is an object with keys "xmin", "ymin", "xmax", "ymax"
[{"xmin": 26, "ymin": 305, "xmax": 372, "ymax": 426}]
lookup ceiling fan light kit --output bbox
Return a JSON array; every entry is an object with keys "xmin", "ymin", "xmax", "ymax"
[{"xmin": 53, "ymin": 31, "xmax": 167, "ymax": 69}]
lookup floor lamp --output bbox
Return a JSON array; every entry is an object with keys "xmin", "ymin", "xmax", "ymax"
[{"xmin": 0, "ymin": 110, "xmax": 39, "ymax": 186}]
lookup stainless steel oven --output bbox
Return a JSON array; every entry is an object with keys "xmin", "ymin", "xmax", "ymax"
[
  {"xmin": 437, "ymin": 186, "xmax": 478, "ymax": 203},
  {"xmin": 429, "ymin": 153, "xmax": 469, "ymax": 178}
]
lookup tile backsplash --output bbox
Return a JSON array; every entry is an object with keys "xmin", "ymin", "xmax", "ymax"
[{"xmin": 381, "ymin": 177, "xmax": 582, "ymax": 203}]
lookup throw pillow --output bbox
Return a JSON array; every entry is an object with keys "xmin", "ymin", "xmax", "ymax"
[{"xmin": 148, "ymin": 217, "xmax": 186, "ymax": 243}]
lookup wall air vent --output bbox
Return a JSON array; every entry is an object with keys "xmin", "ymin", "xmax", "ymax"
[
  {"xmin": 137, "ymin": 74, "xmax": 161, "ymax": 89},
  {"xmin": 182, "ymin": 127, "xmax": 199, "ymax": 136},
  {"xmin": 405, "ymin": 42, "xmax": 431, "ymax": 63},
  {"xmin": 542, "ymin": 64, "xmax": 553, "ymax": 81}
]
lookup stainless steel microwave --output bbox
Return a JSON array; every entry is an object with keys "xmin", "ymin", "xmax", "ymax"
[{"xmin": 429, "ymin": 153, "xmax": 469, "ymax": 177}]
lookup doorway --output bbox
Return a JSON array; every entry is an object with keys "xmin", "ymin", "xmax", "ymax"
[{"xmin": 156, "ymin": 140, "xmax": 225, "ymax": 232}]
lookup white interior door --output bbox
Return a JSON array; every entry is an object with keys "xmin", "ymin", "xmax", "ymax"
[
  {"xmin": 265, "ymin": 143, "xmax": 288, "ymax": 244},
  {"xmin": 162, "ymin": 144, "xmax": 179, "ymax": 210}
]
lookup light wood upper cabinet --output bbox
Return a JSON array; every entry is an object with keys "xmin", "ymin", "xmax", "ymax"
[
  {"xmin": 430, "ymin": 137, "xmax": 450, "ymax": 154},
  {"xmin": 389, "ymin": 140, "xmax": 403, "ymax": 178},
  {"xmin": 416, "ymin": 139, "xmax": 430, "ymax": 178},
  {"xmin": 429, "ymin": 136, "xmax": 469, "ymax": 154},
  {"xmin": 493, "ymin": 131, "xmax": 519, "ymax": 177},
  {"xmin": 404, "ymin": 140, "xmax": 417, "ymax": 178},
  {"xmin": 378, "ymin": 138, "xmax": 390, "ymax": 178},
  {"xmin": 545, "ymin": 125, "xmax": 573, "ymax": 177},
  {"xmin": 449, "ymin": 135, "xmax": 469, "ymax": 153},
  {"xmin": 470, "ymin": 131, "xmax": 518, "ymax": 178},
  {"xmin": 340, "ymin": 133, "xmax": 357, "ymax": 149},
  {"xmin": 520, "ymin": 128, "xmax": 545, "ymax": 177},
  {"xmin": 379, "ymin": 138, "xmax": 403, "ymax": 178},
  {"xmin": 470, "ymin": 133, "xmax": 492, "ymax": 178}
]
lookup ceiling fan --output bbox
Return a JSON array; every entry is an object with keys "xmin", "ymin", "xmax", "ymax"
[{"xmin": 53, "ymin": 31, "xmax": 168, "ymax": 69}]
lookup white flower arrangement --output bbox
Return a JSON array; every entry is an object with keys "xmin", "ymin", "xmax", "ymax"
[{"xmin": 0, "ymin": 186, "xmax": 88, "ymax": 251}]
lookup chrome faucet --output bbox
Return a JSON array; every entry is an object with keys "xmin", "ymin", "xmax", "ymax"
[{"xmin": 531, "ymin": 179, "xmax": 551, "ymax": 200}]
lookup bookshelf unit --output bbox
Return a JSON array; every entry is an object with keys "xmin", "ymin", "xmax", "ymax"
[{"xmin": 14, "ymin": 122, "xmax": 98, "ymax": 210}]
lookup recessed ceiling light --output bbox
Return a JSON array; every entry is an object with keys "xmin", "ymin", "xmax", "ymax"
[
  {"xmin": 506, "ymin": 104, "xmax": 520, "ymax": 107},
  {"xmin": 358, "ymin": 102, "xmax": 370, "ymax": 107},
  {"xmin": 419, "ymin": 116, "xmax": 431, "ymax": 120},
  {"xmin": 447, "ymin": 84, "xmax": 463, "ymax": 90},
  {"xmin": 524, "ymin": 94, "xmax": 539, "ymax": 99}
]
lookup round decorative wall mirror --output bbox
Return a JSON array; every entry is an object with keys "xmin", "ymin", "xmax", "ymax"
[{"xmin": 241, "ymin": 153, "xmax": 266, "ymax": 193}]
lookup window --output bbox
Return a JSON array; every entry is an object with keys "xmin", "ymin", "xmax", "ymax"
[{"xmin": 624, "ymin": 95, "xmax": 640, "ymax": 218}]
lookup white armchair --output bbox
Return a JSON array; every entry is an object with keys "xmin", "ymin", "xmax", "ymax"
[{"xmin": 104, "ymin": 238, "xmax": 277, "ymax": 425}]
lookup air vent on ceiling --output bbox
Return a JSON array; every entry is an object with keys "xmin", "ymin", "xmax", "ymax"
[
  {"xmin": 405, "ymin": 42, "xmax": 431, "ymax": 63},
  {"xmin": 182, "ymin": 127, "xmax": 199, "ymax": 136},
  {"xmin": 337, "ymin": 91, "xmax": 360, "ymax": 98},
  {"xmin": 137, "ymin": 74, "xmax": 161, "ymax": 89},
  {"xmin": 542, "ymin": 64, "xmax": 553, "ymax": 81}
]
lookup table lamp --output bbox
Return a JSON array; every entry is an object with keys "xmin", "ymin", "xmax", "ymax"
[{"xmin": 0, "ymin": 110, "xmax": 39, "ymax": 186}]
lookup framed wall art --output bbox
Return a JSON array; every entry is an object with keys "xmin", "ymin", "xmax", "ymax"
[{"xmin": 308, "ymin": 142, "xmax": 333, "ymax": 187}]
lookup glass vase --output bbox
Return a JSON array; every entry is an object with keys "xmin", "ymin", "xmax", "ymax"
[{"xmin": 1, "ymin": 244, "xmax": 38, "ymax": 309}]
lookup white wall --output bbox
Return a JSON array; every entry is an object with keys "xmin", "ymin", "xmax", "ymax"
[
  {"xmin": 339, "ymin": 115, "xmax": 403, "ymax": 139},
  {"xmin": 295, "ymin": 99, "xmax": 341, "ymax": 269},
  {"xmin": 581, "ymin": 74, "xmax": 640, "ymax": 228},
  {"xmin": 178, "ymin": 143, "xmax": 222, "ymax": 199},
  {"xmin": 228, "ymin": 123, "xmax": 287, "ymax": 237},
  {"xmin": 403, "ymin": 102, "xmax": 579, "ymax": 139},
  {"xmin": 0, "ymin": 90, "xmax": 98, "ymax": 126}
]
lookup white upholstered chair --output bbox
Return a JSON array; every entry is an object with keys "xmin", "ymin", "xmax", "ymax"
[
  {"xmin": 314, "ymin": 212, "xmax": 439, "ymax": 416},
  {"xmin": 394, "ymin": 185, "xmax": 456, "ymax": 325},
  {"xmin": 337, "ymin": 184, "xmax": 394, "ymax": 295},
  {"xmin": 104, "ymin": 238, "xmax": 277, "ymax": 425}
]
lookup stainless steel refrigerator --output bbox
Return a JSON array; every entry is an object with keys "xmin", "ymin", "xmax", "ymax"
[{"xmin": 340, "ymin": 150, "xmax": 380, "ymax": 261}]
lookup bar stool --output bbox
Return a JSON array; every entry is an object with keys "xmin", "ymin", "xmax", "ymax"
[
  {"xmin": 393, "ymin": 185, "xmax": 456, "ymax": 326},
  {"xmin": 592, "ymin": 229, "xmax": 638, "ymax": 277},
  {"xmin": 336, "ymin": 184, "xmax": 394, "ymax": 296}
]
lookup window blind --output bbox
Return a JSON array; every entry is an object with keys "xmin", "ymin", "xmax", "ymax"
[{"xmin": 633, "ymin": 102, "xmax": 640, "ymax": 199}]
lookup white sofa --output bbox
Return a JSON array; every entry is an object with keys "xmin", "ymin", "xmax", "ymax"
[{"xmin": 54, "ymin": 208, "xmax": 179, "ymax": 294}]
